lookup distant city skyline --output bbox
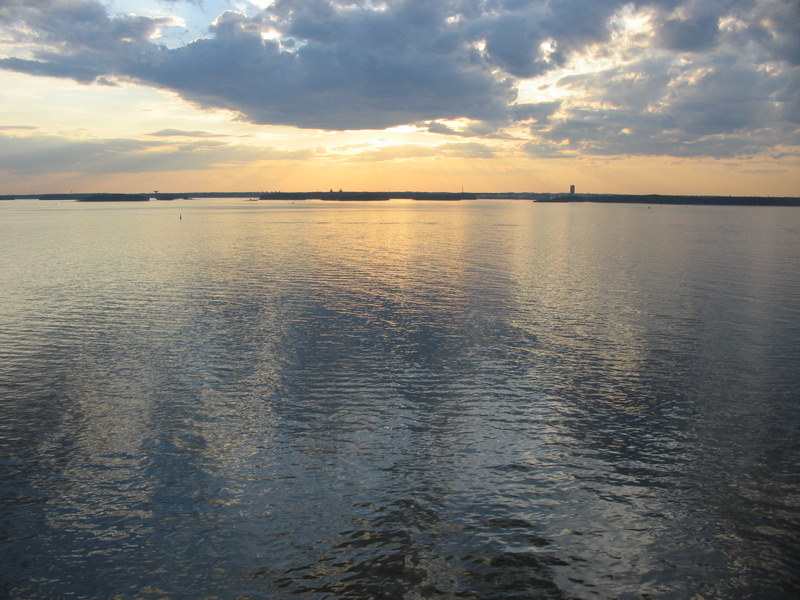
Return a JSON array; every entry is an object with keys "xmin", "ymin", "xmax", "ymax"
[{"xmin": 1, "ymin": 0, "xmax": 798, "ymax": 196}]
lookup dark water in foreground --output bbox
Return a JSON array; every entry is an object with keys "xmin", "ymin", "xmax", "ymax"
[{"xmin": 1, "ymin": 199, "xmax": 799, "ymax": 599}]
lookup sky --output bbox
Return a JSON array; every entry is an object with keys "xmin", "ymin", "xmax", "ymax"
[{"xmin": 0, "ymin": 0, "xmax": 798, "ymax": 195}]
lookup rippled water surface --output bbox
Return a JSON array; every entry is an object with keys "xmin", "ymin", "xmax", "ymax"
[{"xmin": 1, "ymin": 198, "xmax": 799, "ymax": 599}]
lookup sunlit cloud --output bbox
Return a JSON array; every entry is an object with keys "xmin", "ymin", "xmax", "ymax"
[
  {"xmin": 0, "ymin": 0, "xmax": 797, "ymax": 194},
  {"xmin": 147, "ymin": 129, "xmax": 230, "ymax": 138},
  {"xmin": 340, "ymin": 141, "xmax": 496, "ymax": 162}
]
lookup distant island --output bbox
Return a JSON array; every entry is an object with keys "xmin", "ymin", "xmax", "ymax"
[
  {"xmin": 257, "ymin": 191, "xmax": 477, "ymax": 201},
  {"xmin": 535, "ymin": 193, "xmax": 800, "ymax": 206},
  {"xmin": 1, "ymin": 191, "xmax": 798, "ymax": 206},
  {"xmin": 77, "ymin": 193, "xmax": 150, "ymax": 202}
]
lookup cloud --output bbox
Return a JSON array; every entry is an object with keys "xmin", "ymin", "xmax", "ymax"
[
  {"xmin": 526, "ymin": 51, "xmax": 799, "ymax": 158},
  {"xmin": 0, "ymin": 56, "xmax": 105, "ymax": 83},
  {"xmin": 732, "ymin": 0, "xmax": 800, "ymax": 66},
  {"xmin": 0, "ymin": 1, "xmax": 516, "ymax": 129},
  {"xmin": 421, "ymin": 121, "xmax": 460, "ymax": 136},
  {"xmin": 147, "ymin": 129, "xmax": 229, "ymax": 137},
  {"xmin": 347, "ymin": 141, "xmax": 495, "ymax": 162},
  {"xmin": 512, "ymin": 102, "xmax": 562, "ymax": 124},
  {"xmin": 0, "ymin": 0, "xmax": 797, "ymax": 160},
  {"xmin": 139, "ymin": 5, "xmax": 517, "ymax": 130},
  {"xmin": 0, "ymin": 132, "xmax": 313, "ymax": 176},
  {"xmin": 483, "ymin": 0, "xmax": 627, "ymax": 77},
  {"xmin": 657, "ymin": 15, "xmax": 720, "ymax": 52},
  {"xmin": 418, "ymin": 118, "xmax": 518, "ymax": 139}
]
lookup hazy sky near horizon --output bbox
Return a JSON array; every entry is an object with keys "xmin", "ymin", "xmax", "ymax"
[{"xmin": 1, "ymin": 0, "xmax": 798, "ymax": 195}]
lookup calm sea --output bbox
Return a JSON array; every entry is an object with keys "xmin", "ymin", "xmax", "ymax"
[{"xmin": 1, "ymin": 198, "xmax": 799, "ymax": 599}]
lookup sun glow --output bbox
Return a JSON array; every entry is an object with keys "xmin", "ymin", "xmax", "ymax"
[{"xmin": 0, "ymin": 0, "xmax": 796, "ymax": 196}]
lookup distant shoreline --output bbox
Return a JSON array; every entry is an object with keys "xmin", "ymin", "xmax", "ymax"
[
  {"xmin": 534, "ymin": 193, "xmax": 800, "ymax": 206},
  {"xmin": 1, "ymin": 191, "xmax": 798, "ymax": 206}
]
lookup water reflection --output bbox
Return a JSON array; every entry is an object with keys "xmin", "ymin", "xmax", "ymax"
[{"xmin": 1, "ymin": 200, "xmax": 798, "ymax": 598}]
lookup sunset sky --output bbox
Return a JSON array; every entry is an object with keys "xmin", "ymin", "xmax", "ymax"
[{"xmin": 1, "ymin": 0, "xmax": 798, "ymax": 195}]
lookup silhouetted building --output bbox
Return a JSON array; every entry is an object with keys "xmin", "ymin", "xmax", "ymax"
[{"xmin": 570, "ymin": 185, "xmax": 575, "ymax": 194}]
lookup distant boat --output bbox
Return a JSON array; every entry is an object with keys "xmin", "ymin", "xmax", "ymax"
[{"xmin": 78, "ymin": 193, "xmax": 150, "ymax": 202}]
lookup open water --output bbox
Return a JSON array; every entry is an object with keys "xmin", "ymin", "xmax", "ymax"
[{"xmin": 1, "ymin": 198, "xmax": 799, "ymax": 599}]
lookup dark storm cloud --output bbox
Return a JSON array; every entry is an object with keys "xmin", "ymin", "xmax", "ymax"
[{"xmin": 0, "ymin": 0, "xmax": 797, "ymax": 158}]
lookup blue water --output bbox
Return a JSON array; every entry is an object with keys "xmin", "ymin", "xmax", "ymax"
[{"xmin": 1, "ymin": 198, "xmax": 799, "ymax": 599}]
